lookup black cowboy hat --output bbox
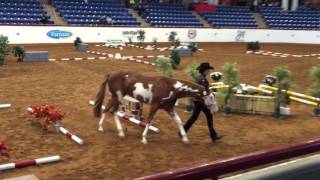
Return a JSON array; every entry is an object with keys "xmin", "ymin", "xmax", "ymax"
[{"xmin": 197, "ymin": 62, "xmax": 214, "ymax": 73}]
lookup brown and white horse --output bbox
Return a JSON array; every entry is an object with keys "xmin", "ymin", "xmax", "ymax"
[{"xmin": 93, "ymin": 70, "xmax": 210, "ymax": 144}]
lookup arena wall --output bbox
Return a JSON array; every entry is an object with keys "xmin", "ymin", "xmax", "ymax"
[{"xmin": 1, "ymin": 26, "xmax": 319, "ymax": 44}]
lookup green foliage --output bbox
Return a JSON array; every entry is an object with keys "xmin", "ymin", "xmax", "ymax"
[
  {"xmin": 188, "ymin": 42, "xmax": 198, "ymax": 52},
  {"xmin": 152, "ymin": 38, "xmax": 157, "ymax": 46},
  {"xmin": 12, "ymin": 46, "xmax": 25, "ymax": 62},
  {"xmin": 128, "ymin": 37, "xmax": 133, "ymax": 44},
  {"xmin": 137, "ymin": 30, "xmax": 145, "ymax": 45},
  {"xmin": 247, "ymin": 41, "xmax": 260, "ymax": 51},
  {"xmin": 185, "ymin": 63, "xmax": 201, "ymax": 82},
  {"xmin": 170, "ymin": 51, "xmax": 180, "ymax": 69},
  {"xmin": 174, "ymin": 39, "xmax": 180, "ymax": 47},
  {"xmin": 155, "ymin": 57, "xmax": 174, "ymax": 77},
  {"xmin": 222, "ymin": 63, "xmax": 240, "ymax": 110},
  {"xmin": 168, "ymin": 32, "xmax": 177, "ymax": 45},
  {"xmin": 308, "ymin": 66, "xmax": 320, "ymax": 98},
  {"xmin": 272, "ymin": 66, "xmax": 294, "ymax": 117},
  {"xmin": 73, "ymin": 37, "xmax": 82, "ymax": 49},
  {"xmin": 0, "ymin": 35, "xmax": 10, "ymax": 65}
]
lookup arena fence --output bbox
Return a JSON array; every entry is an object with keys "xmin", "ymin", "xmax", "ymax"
[{"xmin": 136, "ymin": 139, "xmax": 320, "ymax": 180}]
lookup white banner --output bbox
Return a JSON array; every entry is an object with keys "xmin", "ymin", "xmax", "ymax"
[{"xmin": 0, "ymin": 26, "xmax": 319, "ymax": 44}]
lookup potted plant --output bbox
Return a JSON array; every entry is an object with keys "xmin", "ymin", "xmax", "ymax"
[
  {"xmin": 247, "ymin": 41, "xmax": 260, "ymax": 52},
  {"xmin": 152, "ymin": 37, "xmax": 157, "ymax": 47},
  {"xmin": 174, "ymin": 39, "xmax": 180, "ymax": 48},
  {"xmin": 168, "ymin": 31, "xmax": 177, "ymax": 46},
  {"xmin": 0, "ymin": 139, "xmax": 10, "ymax": 158},
  {"xmin": 188, "ymin": 42, "xmax": 198, "ymax": 53},
  {"xmin": 0, "ymin": 35, "xmax": 10, "ymax": 65},
  {"xmin": 170, "ymin": 51, "xmax": 180, "ymax": 69},
  {"xmin": 28, "ymin": 104, "xmax": 65, "ymax": 132},
  {"xmin": 272, "ymin": 66, "xmax": 294, "ymax": 119},
  {"xmin": 73, "ymin": 37, "xmax": 82, "ymax": 50},
  {"xmin": 308, "ymin": 66, "xmax": 320, "ymax": 116},
  {"xmin": 12, "ymin": 46, "xmax": 25, "ymax": 62},
  {"xmin": 155, "ymin": 57, "xmax": 174, "ymax": 77},
  {"xmin": 137, "ymin": 30, "xmax": 145, "ymax": 46},
  {"xmin": 221, "ymin": 63, "xmax": 240, "ymax": 116}
]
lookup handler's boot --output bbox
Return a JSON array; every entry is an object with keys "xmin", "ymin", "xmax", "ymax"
[{"xmin": 211, "ymin": 134, "xmax": 223, "ymax": 143}]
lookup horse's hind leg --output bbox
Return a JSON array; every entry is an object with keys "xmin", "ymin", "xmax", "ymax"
[
  {"xmin": 98, "ymin": 96, "xmax": 117, "ymax": 132},
  {"xmin": 170, "ymin": 110, "xmax": 189, "ymax": 144}
]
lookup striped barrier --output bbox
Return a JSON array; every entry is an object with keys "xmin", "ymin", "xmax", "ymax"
[
  {"xmin": 259, "ymin": 84, "xmax": 320, "ymax": 102},
  {"xmin": 0, "ymin": 155, "xmax": 60, "ymax": 171},
  {"xmin": 59, "ymin": 127, "xmax": 84, "ymax": 145},
  {"xmin": 247, "ymin": 50, "xmax": 320, "ymax": 58},
  {"xmin": 0, "ymin": 104, "xmax": 11, "ymax": 109},
  {"xmin": 289, "ymin": 96, "xmax": 318, "ymax": 106},
  {"xmin": 116, "ymin": 111, "xmax": 160, "ymax": 133},
  {"xmin": 89, "ymin": 101, "xmax": 159, "ymax": 133}
]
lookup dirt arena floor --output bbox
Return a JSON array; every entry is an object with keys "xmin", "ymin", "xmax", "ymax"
[{"xmin": 0, "ymin": 43, "xmax": 320, "ymax": 179}]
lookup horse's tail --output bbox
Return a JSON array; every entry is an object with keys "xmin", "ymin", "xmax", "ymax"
[{"xmin": 93, "ymin": 73, "xmax": 110, "ymax": 118}]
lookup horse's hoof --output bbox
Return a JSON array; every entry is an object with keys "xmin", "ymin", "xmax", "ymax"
[
  {"xmin": 118, "ymin": 132, "xmax": 125, "ymax": 138},
  {"xmin": 98, "ymin": 127, "xmax": 104, "ymax": 132},
  {"xmin": 142, "ymin": 139, "xmax": 148, "ymax": 145},
  {"xmin": 182, "ymin": 137, "xmax": 190, "ymax": 144}
]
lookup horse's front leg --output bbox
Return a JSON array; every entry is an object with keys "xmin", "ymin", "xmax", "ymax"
[
  {"xmin": 142, "ymin": 104, "xmax": 158, "ymax": 144},
  {"xmin": 170, "ymin": 109, "xmax": 189, "ymax": 144},
  {"xmin": 113, "ymin": 112, "xmax": 125, "ymax": 138}
]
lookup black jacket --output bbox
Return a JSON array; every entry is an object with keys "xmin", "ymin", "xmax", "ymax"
[{"xmin": 197, "ymin": 75, "xmax": 209, "ymax": 91}]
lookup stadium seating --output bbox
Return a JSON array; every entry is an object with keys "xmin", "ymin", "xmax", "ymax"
[
  {"xmin": 259, "ymin": 6, "xmax": 320, "ymax": 30},
  {"xmin": 0, "ymin": 0, "xmax": 53, "ymax": 25},
  {"xmin": 53, "ymin": 0, "xmax": 140, "ymax": 26},
  {"xmin": 138, "ymin": 3, "xmax": 203, "ymax": 27},
  {"xmin": 200, "ymin": 6, "xmax": 258, "ymax": 28}
]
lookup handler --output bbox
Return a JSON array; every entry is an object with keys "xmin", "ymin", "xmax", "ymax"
[{"xmin": 183, "ymin": 62, "xmax": 223, "ymax": 143}]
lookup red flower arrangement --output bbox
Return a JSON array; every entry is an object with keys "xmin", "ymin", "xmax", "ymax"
[
  {"xmin": 29, "ymin": 104, "xmax": 65, "ymax": 130},
  {"xmin": 0, "ymin": 139, "xmax": 10, "ymax": 158}
]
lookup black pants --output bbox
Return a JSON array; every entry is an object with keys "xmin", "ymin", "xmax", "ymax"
[{"xmin": 184, "ymin": 101, "xmax": 218, "ymax": 140}]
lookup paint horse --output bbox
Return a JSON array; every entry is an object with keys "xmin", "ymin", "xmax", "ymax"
[{"xmin": 93, "ymin": 70, "xmax": 211, "ymax": 144}]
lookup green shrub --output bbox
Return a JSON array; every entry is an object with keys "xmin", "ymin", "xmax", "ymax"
[
  {"xmin": 0, "ymin": 35, "xmax": 10, "ymax": 65},
  {"xmin": 247, "ymin": 41, "xmax": 260, "ymax": 51}
]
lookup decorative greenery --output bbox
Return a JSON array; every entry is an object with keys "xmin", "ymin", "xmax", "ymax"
[
  {"xmin": 188, "ymin": 42, "xmax": 198, "ymax": 52},
  {"xmin": 263, "ymin": 75, "xmax": 277, "ymax": 86},
  {"xmin": 185, "ymin": 62, "xmax": 201, "ymax": 82},
  {"xmin": 221, "ymin": 63, "xmax": 240, "ymax": 115},
  {"xmin": 152, "ymin": 38, "xmax": 157, "ymax": 47},
  {"xmin": 137, "ymin": 30, "xmax": 145, "ymax": 46},
  {"xmin": 308, "ymin": 66, "xmax": 320, "ymax": 116},
  {"xmin": 0, "ymin": 35, "xmax": 10, "ymax": 65},
  {"xmin": 272, "ymin": 66, "xmax": 294, "ymax": 118},
  {"xmin": 247, "ymin": 41, "xmax": 260, "ymax": 51},
  {"xmin": 12, "ymin": 46, "xmax": 25, "ymax": 62},
  {"xmin": 168, "ymin": 31, "xmax": 177, "ymax": 45},
  {"xmin": 29, "ymin": 104, "xmax": 65, "ymax": 130},
  {"xmin": 170, "ymin": 51, "xmax": 180, "ymax": 69},
  {"xmin": 128, "ymin": 37, "xmax": 133, "ymax": 44},
  {"xmin": 0, "ymin": 139, "xmax": 10, "ymax": 158},
  {"xmin": 210, "ymin": 72, "xmax": 223, "ymax": 82},
  {"xmin": 73, "ymin": 37, "xmax": 82, "ymax": 49},
  {"xmin": 155, "ymin": 57, "xmax": 174, "ymax": 77},
  {"xmin": 174, "ymin": 39, "xmax": 180, "ymax": 48}
]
